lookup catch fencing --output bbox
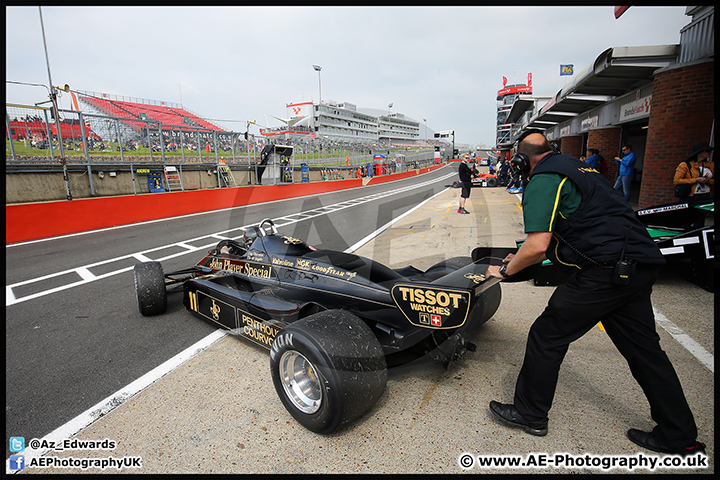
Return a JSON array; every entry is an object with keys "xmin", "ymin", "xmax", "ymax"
[
  {"xmin": 6, "ymin": 103, "xmax": 439, "ymax": 202},
  {"xmin": 6, "ymin": 103, "xmax": 435, "ymax": 167}
]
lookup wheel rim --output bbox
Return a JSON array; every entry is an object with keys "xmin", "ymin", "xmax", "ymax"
[{"xmin": 278, "ymin": 351, "xmax": 323, "ymax": 414}]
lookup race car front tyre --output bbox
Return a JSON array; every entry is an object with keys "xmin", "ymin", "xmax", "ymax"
[
  {"xmin": 133, "ymin": 262, "xmax": 167, "ymax": 316},
  {"xmin": 270, "ymin": 310, "xmax": 387, "ymax": 434}
]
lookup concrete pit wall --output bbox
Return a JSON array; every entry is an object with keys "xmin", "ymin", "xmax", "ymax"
[
  {"xmin": 6, "ymin": 163, "xmax": 447, "ymax": 244},
  {"xmin": 5, "ymin": 164, "xmax": 332, "ymax": 204}
]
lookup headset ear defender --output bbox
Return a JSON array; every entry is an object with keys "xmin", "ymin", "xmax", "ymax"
[
  {"xmin": 509, "ymin": 129, "xmax": 557, "ymax": 176},
  {"xmin": 510, "ymin": 152, "xmax": 530, "ymax": 176}
]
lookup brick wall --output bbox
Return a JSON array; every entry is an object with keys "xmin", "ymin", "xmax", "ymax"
[
  {"xmin": 640, "ymin": 61, "xmax": 715, "ymax": 208},
  {"xmin": 560, "ymin": 135, "xmax": 583, "ymax": 158},
  {"xmin": 588, "ymin": 127, "xmax": 622, "ymax": 182}
]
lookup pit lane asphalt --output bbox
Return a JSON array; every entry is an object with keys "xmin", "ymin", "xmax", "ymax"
[{"xmin": 20, "ymin": 184, "xmax": 714, "ymax": 474}]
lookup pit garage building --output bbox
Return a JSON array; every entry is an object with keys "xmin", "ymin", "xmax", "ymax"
[{"xmin": 500, "ymin": 6, "xmax": 714, "ymax": 209}]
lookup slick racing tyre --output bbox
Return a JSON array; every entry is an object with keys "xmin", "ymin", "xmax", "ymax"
[
  {"xmin": 133, "ymin": 262, "xmax": 167, "ymax": 316},
  {"xmin": 472, "ymin": 280, "xmax": 501, "ymax": 326},
  {"xmin": 270, "ymin": 310, "xmax": 387, "ymax": 434},
  {"xmin": 486, "ymin": 176, "xmax": 498, "ymax": 187}
]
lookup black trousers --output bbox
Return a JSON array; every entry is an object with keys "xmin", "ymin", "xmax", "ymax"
[{"xmin": 513, "ymin": 263, "xmax": 698, "ymax": 448}]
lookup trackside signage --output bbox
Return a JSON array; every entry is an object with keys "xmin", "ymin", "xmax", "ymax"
[{"xmin": 620, "ymin": 95, "xmax": 651, "ymax": 123}]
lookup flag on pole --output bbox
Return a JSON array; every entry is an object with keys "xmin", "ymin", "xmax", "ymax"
[
  {"xmin": 614, "ymin": 6, "xmax": 630, "ymax": 19},
  {"xmin": 560, "ymin": 65, "xmax": 574, "ymax": 76},
  {"xmin": 70, "ymin": 91, "xmax": 80, "ymax": 111}
]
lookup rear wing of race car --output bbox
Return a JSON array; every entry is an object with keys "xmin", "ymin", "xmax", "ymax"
[
  {"xmin": 412, "ymin": 246, "xmax": 540, "ymax": 292},
  {"xmin": 388, "ymin": 247, "xmax": 540, "ymax": 332}
]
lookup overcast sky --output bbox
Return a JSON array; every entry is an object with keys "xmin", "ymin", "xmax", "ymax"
[{"xmin": 6, "ymin": 6, "xmax": 690, "ymax": 147}]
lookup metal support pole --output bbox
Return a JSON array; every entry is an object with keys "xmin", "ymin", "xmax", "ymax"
[
  {"xmin": 6, "ymin": 111, "xmax": 17, "ymax": 161},
  {"xmin": 197, "ymin": 129, "xmax": 201, "ymax": 161},
  {"xmin": 213, "ymin": 130, "xmax": 219, "ymax": 163},
  {"xmin": 159, "ymin": 124, "xmax": 166, "ymax": 163},
  {"xmin": 180, "ymin": 130, "xmax": 186, "ymax": 164},
  {"xmin": 52, "ymin": 98, "xmax": 71, "ymax": 201},
  {"xmin": 147, "ymin": 123, "xmax": 153, "ymax": 162},
  {"xmin": 39, "ymin": 6, "xmax": 71, "ymax": 200},
  {"xmin": 115, "ymin": 119, "xmax": 124, "ymax": 162},
  {"xmin": 78, "ymin": 111, "xmax": 95, "ymax": 195},
  {"xmin": 130, "ymin": 163, "xmax": 137, "ymax": 195},
  {"xmin": 247, "ymin": 134, "xmax": 252, "ymax": 185},
  {"xmin": 42, "ymin": 109, "xmax": 55, "ymax": 162}
]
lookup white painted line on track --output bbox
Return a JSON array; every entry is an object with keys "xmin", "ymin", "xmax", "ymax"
[
  {"xmin": 133, "ymin": 253, "xmax": 153, "ymax": 263},
  {"xmin": 345, "ymin": 187, "xmax": 450, "ymax": 253},
  {"xmin": 75, "ymin": 267, "xmax": 96, "ymax": 282},
  {"xmin": 5, "ymin": 329, "xmax": 228, "ymax": 475},
  {"xmin": 6, "ymin": 171, "xmax": 456, "ymax": 307},
  {"xmin": 654, "ymin": 307, "xmax": 714, "ymax": 374}
]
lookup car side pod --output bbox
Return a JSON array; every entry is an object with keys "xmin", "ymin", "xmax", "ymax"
[{"xmin": 269, "ymin": 309, "xmax": 388, "ymax": 435}]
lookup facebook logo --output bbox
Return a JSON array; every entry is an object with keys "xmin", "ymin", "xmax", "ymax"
[
  {"xmin": 10, "ymin": 436, "xmax": 25, "ymax": 452},
  {"xmin": 9, "ymin": 454, "xmax": 25, "ymax": 471}
]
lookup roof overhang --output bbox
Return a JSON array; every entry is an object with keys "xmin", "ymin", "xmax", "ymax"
[
  {"xmin": 506, "ymin": 97, "xmax": 534, "ymax": 124},
  {"xmin": 523, "ymin": 44, "xmax": 679, "ymax": 130}
]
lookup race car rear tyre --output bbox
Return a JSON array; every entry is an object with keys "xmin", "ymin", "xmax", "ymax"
[
  {"xmin": 133, "ymin": 262, "xmax": 167, "ymax": 316},
  {"xmin": 486, "ymin": 176, "xmax": 498, "ymax": 187},
  {"xmin": 270, "ymin": 310, "xmax": 387, "ymax": 434},
  {"xmin": 473, "ymin": 280, "xmax": 502, "ymax": 325}
]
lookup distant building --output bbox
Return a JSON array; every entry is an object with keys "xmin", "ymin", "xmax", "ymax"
[
  {"xmin": 260, "ymin": 100, "xmax": 422, "ymax": 145},
  {"xmin": 377, "ymin": 112, "xmax": 421, "ymax": 145},
  {"xmin": 496, "ymin": 82, "xmax": 532, "ymax": 151}
]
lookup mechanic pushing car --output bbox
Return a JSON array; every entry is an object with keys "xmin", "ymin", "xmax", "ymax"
[{"xmin": 485, "ymin": 130, "xmax": 705, "ymax": 456}]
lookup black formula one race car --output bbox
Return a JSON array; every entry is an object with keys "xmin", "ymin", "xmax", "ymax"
[{"xmin": 134, "ymin": 218, "xmax": 514, "ymax": 434}]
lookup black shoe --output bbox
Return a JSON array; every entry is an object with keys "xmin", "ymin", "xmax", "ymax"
[
  {"xmin": 627, "ymin": 429, "xmax": 706, "ymax": 455},
  {"xmin": 489, "ymin": 401, "xmax": 548, "ymax": 436},
  {"xmin": 458, "ymin": 208, "xmax": 470, "ymax": 214}
]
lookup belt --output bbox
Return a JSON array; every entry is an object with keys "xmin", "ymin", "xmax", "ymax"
[{"xmin": 593, "ymin": 260, "xmax": 617, "ymax": 270}]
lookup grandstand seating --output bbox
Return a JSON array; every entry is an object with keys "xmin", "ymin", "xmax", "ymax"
[
  {"xmin": 8, "ymin": 119, "xmax": 98, "ymax": 141},
  {"xmin": 8, "ymin": 121, "xmax": 47, "ymax": 140},
  {"xmin": 78, "ymin": 95, "xmax": 224, "ymax": 134}
]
